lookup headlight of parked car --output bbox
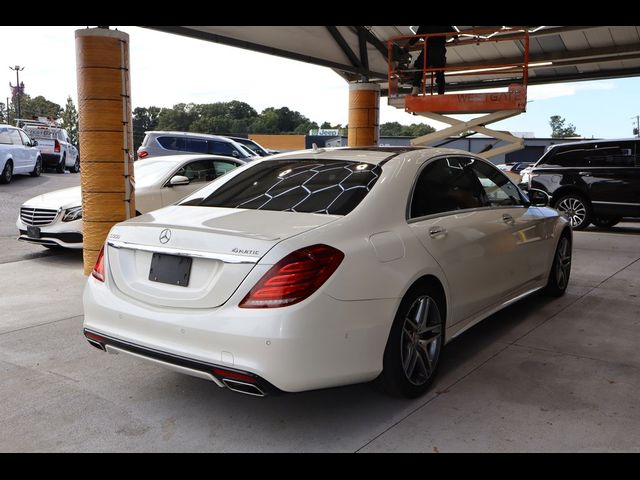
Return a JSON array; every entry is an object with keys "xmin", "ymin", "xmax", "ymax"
[{"xmin": 62, "ymin": 206, "xmax": 83, "ymax": 222}]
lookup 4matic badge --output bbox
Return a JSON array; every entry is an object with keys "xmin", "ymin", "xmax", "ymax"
[{"xmin": 232, "ymin": 247, "xmax": 260, "ymax": 256}]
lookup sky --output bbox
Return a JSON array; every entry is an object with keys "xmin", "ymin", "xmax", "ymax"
[{"xmin": 1, "ymin": 25, "xmax": 639, "ymax": 139}]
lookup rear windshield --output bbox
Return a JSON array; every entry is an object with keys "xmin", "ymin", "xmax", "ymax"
[{"xmin": 181, "ymin": 159, "xmax": 382, "ymax": 215}]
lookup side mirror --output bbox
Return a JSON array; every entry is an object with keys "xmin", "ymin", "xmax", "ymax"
[
  {"xmin": 528, "ymin": 189, "xmax": 550, "ymax": 207},
  {"xmin": 169, "ymin": 175, "xmax": 190, "ymax": 186},
  {"xmin": 31, "ymin": 140, "xmax": 38, "ymax": 147},
  {"xmin": 231, "ymin": 150, "xmax": 240, "ymax": 158}
]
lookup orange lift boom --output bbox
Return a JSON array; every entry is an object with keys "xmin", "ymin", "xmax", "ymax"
[{"xmin": 388, "ymin": 27, "xmax": 530, "ymax": 159}]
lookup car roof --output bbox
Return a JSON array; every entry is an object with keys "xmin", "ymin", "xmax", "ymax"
[
  {"xmin": 547, "ymin": 137, "xmax": 639, "ymax": 148},
  {"xmin": 267, "ymin": 146, "xmax": 481, "ymax": 165},
  {"xmin": 144, "ymin": 131, "xmax": 240, "ymax": 143},
  {"xmin": 135, "ymin": 153, "xmax": 246, "ymax": 164}
]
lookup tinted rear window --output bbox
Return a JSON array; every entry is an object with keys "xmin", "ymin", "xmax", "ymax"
[{"xmin": 182, "ymin": 159, "xmax": 382, "ymax": 215}]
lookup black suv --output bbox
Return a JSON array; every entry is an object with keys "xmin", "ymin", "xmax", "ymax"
[{"xmin": 529, "ymin": 138, "xmax": 640, "ymax": 230}]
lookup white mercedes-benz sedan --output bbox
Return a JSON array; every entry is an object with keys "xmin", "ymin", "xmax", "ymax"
[
  {"xmin": 83, "ymin": 147, "xmax": 571, "ymax": 398},
  {"xmin": 17, "ymin": 154, "xmax": 244, "ymax": 249}
]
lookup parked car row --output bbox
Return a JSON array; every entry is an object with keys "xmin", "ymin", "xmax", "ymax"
[
  {"xmin": 17, "ymin": 154, "xmax": 245, "ymax": 249},
  {"xmin": 1, "ymin": 124, "xmax": 42, "ymax": 184},
  {"xmin": 1, "ymin": 122, "xmax": 81, "ymax": 185},
  {"xmin": 137, "ymin": 131, "xmax": 275, "ymax": 161}
]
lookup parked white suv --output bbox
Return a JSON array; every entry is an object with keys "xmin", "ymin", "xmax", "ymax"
[
  {"xmin": 0, "ymin": 124, "xmax": 42, "ymax": 184},
  {"xmin": 21, "ymin": 122, "xmax": 80, "ymax": 173}
]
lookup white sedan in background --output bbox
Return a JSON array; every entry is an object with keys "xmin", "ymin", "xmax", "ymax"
[
  {"xmin": 17, "ymin": 154, "xmax": 244, "ymax": 249},
  {"xmin": 83, "ymin": 147, "xmax": 571, "ymax": 398}
]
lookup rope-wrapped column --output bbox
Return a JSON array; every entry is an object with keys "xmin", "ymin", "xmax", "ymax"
[
  {"xmin": 348, "ymin": 82, "xmax": 380, "ymax": 147},
  {"xmin": 76, "ymin": 28, "xmax": 135, "ymax": 275}
]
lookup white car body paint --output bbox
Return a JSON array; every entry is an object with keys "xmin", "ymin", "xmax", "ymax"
[{"xmin": 83, "ymin": 147, "xmax": 570, "ymax": 394}]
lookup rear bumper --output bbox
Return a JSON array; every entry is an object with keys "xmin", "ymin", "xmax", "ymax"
[
  {"xmin": 82, "ymin": 274, "xmax": 398, "ymax": 393},
  {"xmin": 42, "ymin": 153, "xmax": 62, "ymax": 166}
]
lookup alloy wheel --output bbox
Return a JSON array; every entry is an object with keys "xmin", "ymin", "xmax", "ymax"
[
  {"xmin": 400, "ymin": 295, "xmax": 442, "ymax": 386},
  {"xmin": 557, "ymin": 197, "xmax": 587, "ymax": 228},
  {"xmin": 554, "ymin": 236, "xmax": 572, "ymax": 290}
]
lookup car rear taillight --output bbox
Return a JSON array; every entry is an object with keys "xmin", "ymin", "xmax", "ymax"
[
  {"xmin": 239, "ymin": 244, "xmax": 344, "ymax": 308},
  {"xmin": 54, "ymin": 140, "xmax": 61, "ymax": 153},
  {"xmin": 138, "ymin": 151, "xmax": 149, "ymax": 159},
  {"xmin": 92, "ymin": 245, "xmax": 105, "ymax": 282}
]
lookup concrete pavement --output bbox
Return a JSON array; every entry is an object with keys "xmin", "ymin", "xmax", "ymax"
[{"xmin": 0, "ymin": 214, "xmax": 639, "ymax": 451}]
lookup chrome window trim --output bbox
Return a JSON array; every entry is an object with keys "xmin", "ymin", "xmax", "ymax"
[
  {"xmin": 406, "ymin": 154, "xmax": 527, "ymax": 222},
  {"xmin": 107, "ymin": 240, "xmax": 259, "ymax": 264},
  {"xmin": 592, "ymin": 200, "xmax": 640, "ymax": 207}
]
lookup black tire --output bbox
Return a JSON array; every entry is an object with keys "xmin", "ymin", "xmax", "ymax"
[
  {"xmin": 554, "ymin": 193, "xmax": 591, "ymax": 230},
  {"xmin": 380, "ymin": 284, "xmax": 445, "ymax": 398},
  {"xmin": 70, "ymin": 156, "xmax": 80, "ymax": 173},
  {"xmin": 0, "ymin": 160, "xmax": 13, "ymax": 184},
  {"xmin": 592, "ymin": 217, "xmax": 621, "ymax": 229},
  {"xmin": 542, "ymin": 233, "xmax": 572, "ymax": 297},
  {"xmin": 56, "ymin": 154, "xmax": 66, "ymax": 174},
  {"xmin": 30, "ymin": 157, "xmax": 42, "ymax": 177}
]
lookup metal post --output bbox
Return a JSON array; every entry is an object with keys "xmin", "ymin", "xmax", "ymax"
[{"xmin": 9, "ymin": 65, "xmax": 25, "ymax": 124}]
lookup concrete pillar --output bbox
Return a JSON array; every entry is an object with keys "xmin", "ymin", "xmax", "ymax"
[
  {"xmin": 76, "ymin": 28, "xmax": 135, "ymax": 275},
  {"xmin": 347, "ymin": 82, "xmax": 380, "ymax": 147}
]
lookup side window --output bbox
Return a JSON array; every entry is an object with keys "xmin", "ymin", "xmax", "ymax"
[
  {"xmin": 19, "ymin": 130, "xmax": 32, "ymax": 146},
  {"xmin": 543, "ymin": 145, "xmax": 594, "ymax": 168},
  {"xmin": 410, "ymin": 157, "xmax": 485, "ymax": 219},
  {"xmin": 208, "ymin": 140, "xmax": 236, "ymax": 157},
  {"xmin": 185, "ymin": 138, "xmax": 208, "ymax": 154},
  {"xmin": 213, "ymin": 160, "xmax": 238, "ymax": 177},
  {"xmin": 0, "ymin": 128, "xmax": 11, "ymax": 144},
  {"xmin": 157, "ymin": 136, "xmax": 186, "ymax": 151},
  {"xmin": 587, "ymin": 142, "xmax": 636, "ymax": 168},
  {"xmin": 9, "ymin": 129, "xmax": 23, "ymax": 146},
  {"xmin": 471, "ymin": 160, "xmax": 524, "ymax": 207},
  {"xmin": 175, "ymin": 160, "xmax": 217, "ymax": 183}
]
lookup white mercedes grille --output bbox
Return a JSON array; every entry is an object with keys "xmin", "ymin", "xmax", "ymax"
[{"xmin": 20, "ymin": 207, "xmax": 59, "ymax": 226}]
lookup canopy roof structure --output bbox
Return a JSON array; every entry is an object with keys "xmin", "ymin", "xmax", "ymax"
[{"xmin": 146, "ymin": 26, "xmax": 640, "ymax": 93}]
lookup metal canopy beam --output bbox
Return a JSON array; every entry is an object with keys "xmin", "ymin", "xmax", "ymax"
[{"xmin": 144, "ymin": 26, "xmax": 388, "ymax": 80}]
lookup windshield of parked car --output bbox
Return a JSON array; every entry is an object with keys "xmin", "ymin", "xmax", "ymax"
[{"xmin": 180, "ymin": 159, "xmax": 382, "ymax": 215}]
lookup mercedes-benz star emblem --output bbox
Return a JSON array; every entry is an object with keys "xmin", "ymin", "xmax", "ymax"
[{"xmin": 159, "ymin": 229, "xmax": 171, "ymax": 244}]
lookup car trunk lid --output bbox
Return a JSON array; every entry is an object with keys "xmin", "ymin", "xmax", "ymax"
[{"xmin": 106, "ymin": 205, "xmax": 339, "ymax": 308}]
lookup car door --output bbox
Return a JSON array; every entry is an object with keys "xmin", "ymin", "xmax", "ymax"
[
  {"xmin": 470, "ymin": 158, "xmax": 553, "ymax": 287},
  {"xmin": 586, "ymin": 141, "xmax": 640, "ymax": 217},
  {"xmin": 19, "ymin": 130, "xmax": 37, "ymax": 170},
  {"xmin": 8, "ymin": 129, "xmax": 26, "ymax": 172},
  {"xmin": 407, "ymin": 156, "xmax": 521, "ymax": 326},
  {"xmin": 160, "ymin": 159, "xmax": 220, "ymax": 206}
]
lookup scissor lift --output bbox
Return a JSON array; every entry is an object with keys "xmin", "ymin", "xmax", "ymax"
[{"xmin": 387, "ymin": 28, "xmax": 530, "ymax": 159}]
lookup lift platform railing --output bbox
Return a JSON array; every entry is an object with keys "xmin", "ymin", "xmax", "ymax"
[{"xmin": 388, "ymin": 27, "xmax": 530, "ymax": 114}]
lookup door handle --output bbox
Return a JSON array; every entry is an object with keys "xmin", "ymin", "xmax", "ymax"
[
  {"xmin": 502, "ymin": 213, "xmax": 515, "ymax": 225},
  {"xmin": 579, "ymin": 171, "xmax": 592, "ymax": 176},
  {"xmin": 429, "ymin": 226, "xmax": 447, "ymax": 237}
]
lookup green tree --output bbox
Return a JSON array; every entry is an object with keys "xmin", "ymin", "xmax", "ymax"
[
  {"xmin": 157, "ymin": 103, "xmax": 197, "ymax": 131},
  {"xmin": 132, "ymin": 106, "xmax": 162, "ymax": 152},
  {"xmin": 380, "ymin": 122, "xmax": 435, "ymax": 137},
  {"xmin": 550, "ymin": 115, "xmax": 579, "ymax": 138},
  {"xmin": 59, "ymin": 96, "xmax": 79, "ymax": 145},
  {"xmin": 20, "ymin": 95, "xmax": 62, "ymax": 120}
]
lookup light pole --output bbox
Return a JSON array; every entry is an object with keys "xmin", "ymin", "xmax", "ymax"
[{"xmin": 9, "ymin": 65, "xmax": 25, "ymax": 124}]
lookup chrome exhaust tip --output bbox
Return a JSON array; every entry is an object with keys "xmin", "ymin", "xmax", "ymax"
[
  {"xmin": 222, "ymin": 378, "xmax": 266, "ymax": 397},
  {"xmin": 87, "ymin": 339, "xmax": 106, "ymax": 351}
]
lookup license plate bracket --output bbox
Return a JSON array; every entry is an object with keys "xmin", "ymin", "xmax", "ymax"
[
  {"xmin": 149, "ymin": 253, "xmax": 192, "ymax": 287},
  {"xmin": 27, "ymin": 225, "xmax": 41, "ymax": 238}
]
